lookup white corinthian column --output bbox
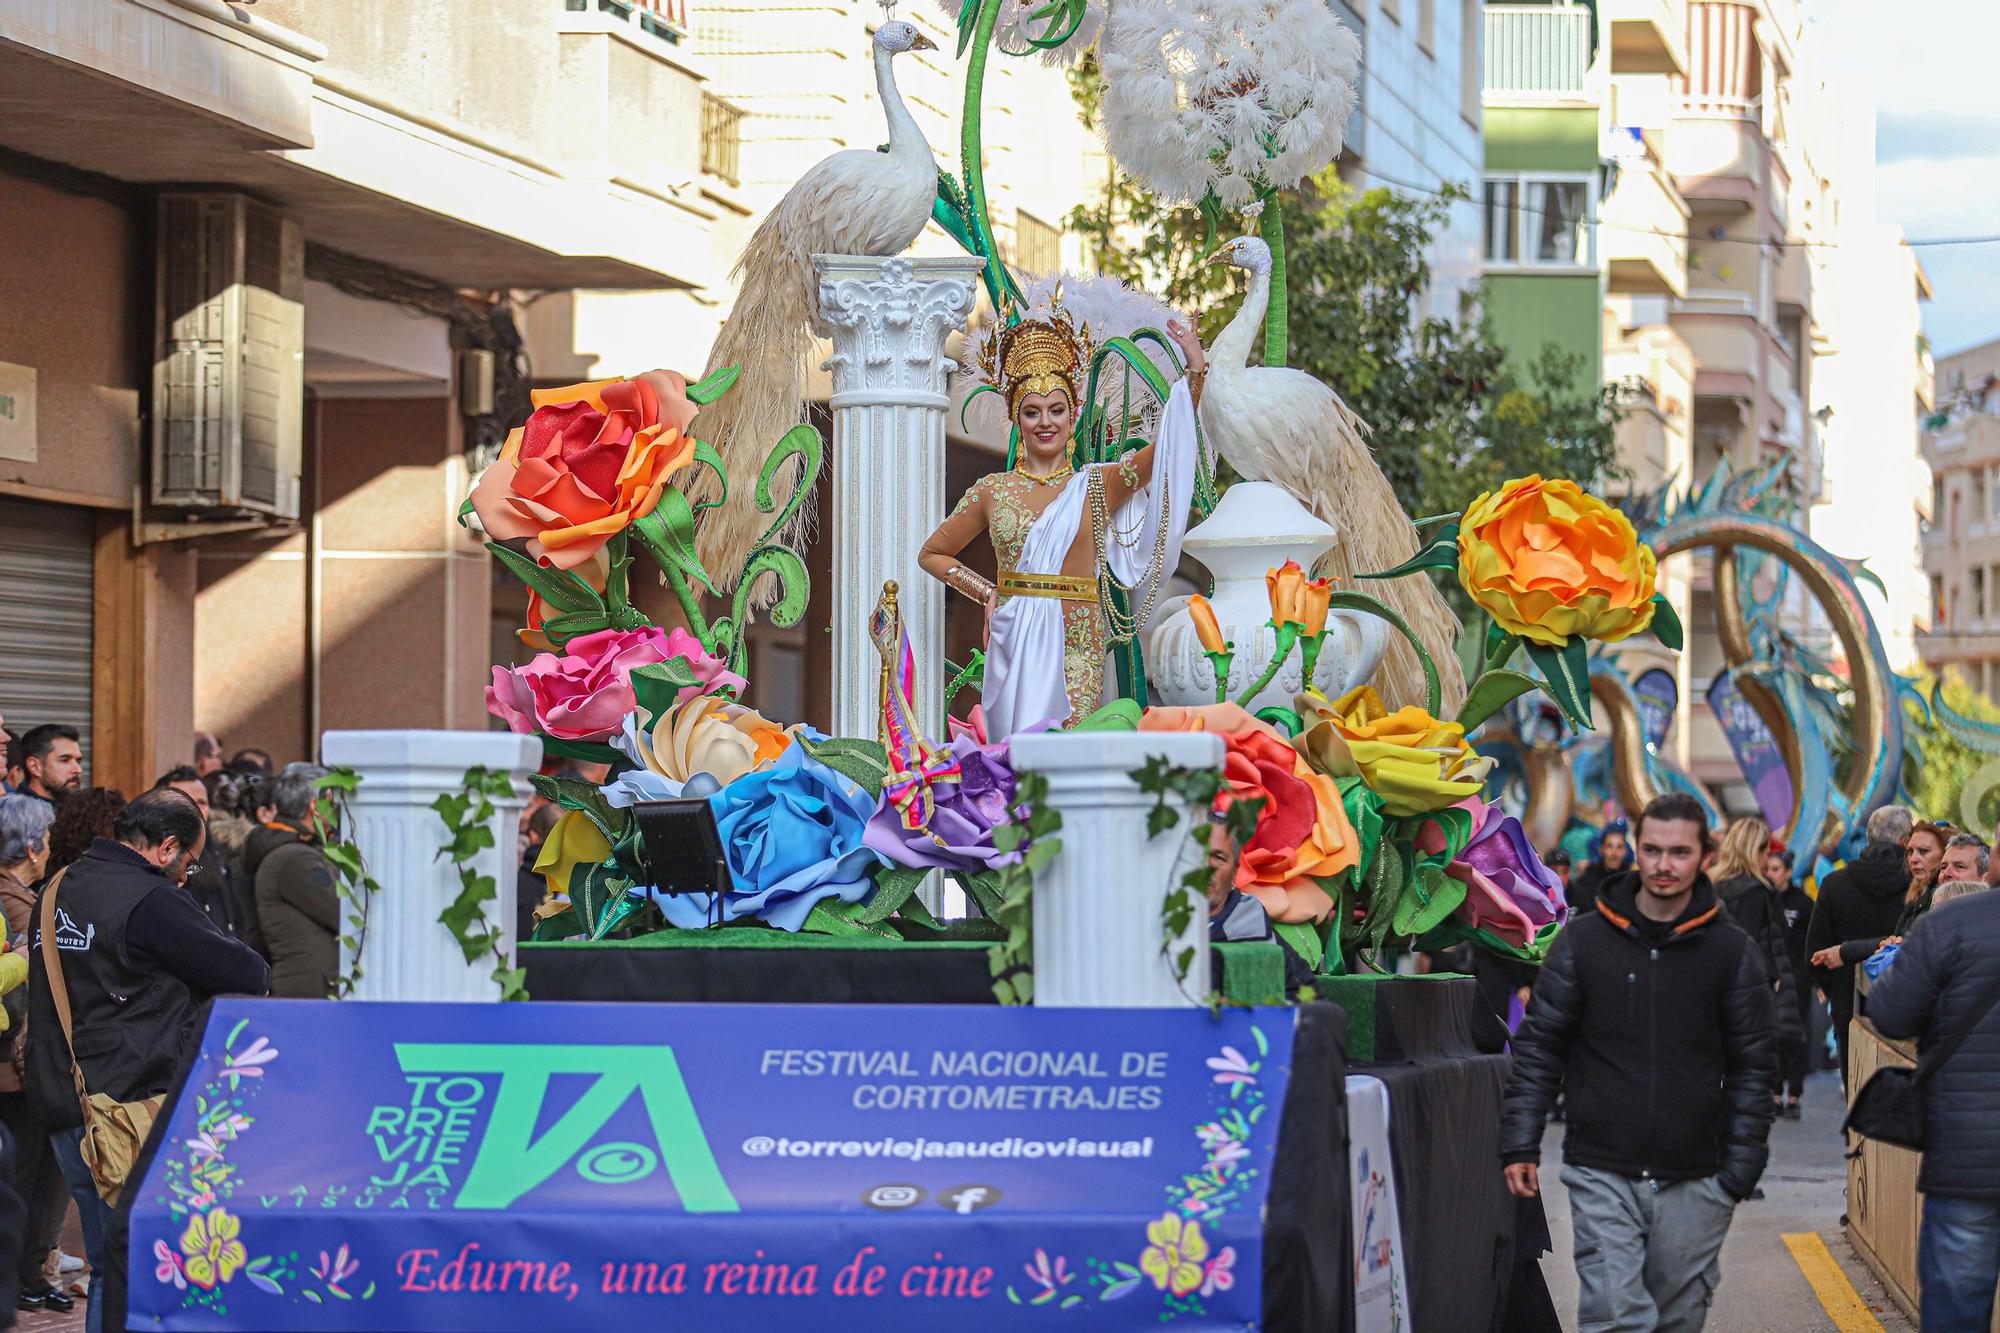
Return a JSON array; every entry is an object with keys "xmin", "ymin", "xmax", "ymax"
[{"xmin": 812, "ymin": 253, "xmax": 987, "ymax": 746}]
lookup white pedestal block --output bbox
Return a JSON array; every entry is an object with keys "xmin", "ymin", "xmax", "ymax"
[
  {"xmin": 322, "ymin": 730, "xmax": 540, "ymax": 1002},
  {"xmin": 812, "ymin": 253, "xmax": 987, "ymax": 747},
  {"xmin": 1012, "ymin": 730, "xmax": 1223, "ymax": 1008}
]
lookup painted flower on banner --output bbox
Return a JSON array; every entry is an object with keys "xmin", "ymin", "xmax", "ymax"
[
  {"xmin": 1140, "ymin": 1211, "xmax": 1209, "ymax": 1296},
  {"xmin": 1141, "ymin": 704, "xmax": 1358, "ymax": 923},
  {"xmin": 181, "ymin": 1208, "xmax": 248, "ymax": 1290},
  {"xmin": 470, "ymin": 372, "xmax": 699, "ymax": 570},
  {"xmin": 488, "ymin": 626, "xmax": 743, "ymax": 743},
  {"xmin": 1457, "ymin": 474, "xmax": 1658, "ymax": 647},
  {"xmin": 154, "ymin": 1240, "xmax": 187, "ymax": 1290},
  {"xmin": 642, "ymin": 746, "xmax": 885, "ymax": 931},
  {"xmin": 1200, "ymin": 1247, "xmax": 1237, "ymax": 1297}
]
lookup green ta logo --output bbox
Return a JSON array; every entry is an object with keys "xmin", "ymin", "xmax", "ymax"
[{"xmin": 392, "ymin": 1044, "xmax": 740, "ymax": 1213}]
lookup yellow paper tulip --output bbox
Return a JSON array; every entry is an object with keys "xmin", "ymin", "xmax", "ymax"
[
  {"xmin": 1265, "ymin": 560, "xmax": 1308, "ymax": 630},
  {"xmin": 1300, "ymin": 574, "xmax": 1333, "ymax": 637},
  {"xmin": 1187, "ymin": 594, "xmax": 1228, "ymax": 654},
  {"xmin": 533, "ymin": 809, "xmax": 612, "ymax": 896}
]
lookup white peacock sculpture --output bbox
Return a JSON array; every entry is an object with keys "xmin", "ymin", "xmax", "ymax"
[
  {"xmin": 693, "ymin": 18, "xmax": 942, "ymax": 586},
  {"xmin": 1203, "ymin": 236, "xmax": 1466, "ymax": 713}
]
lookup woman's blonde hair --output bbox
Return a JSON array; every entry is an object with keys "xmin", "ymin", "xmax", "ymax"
[
  {"xmin": 1932, "ymin": 879, "xmax": 1989, "ymax": 907},
  {"xmin": 1712, "ymin": 816, "xmax": 1773, "ymax": 885}
]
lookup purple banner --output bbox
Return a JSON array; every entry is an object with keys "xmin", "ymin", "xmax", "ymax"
[
  {"xmin": 1706, "ymin": 671, "xmax": 1794, "ymax": 828},
  {"xmin": 128, "ymin": 1000, "xmax": 1296, "ymax": 1332},
  {"xmin": 1632, "ymin": 669, "xmax": 1679, "ymax": 752}
]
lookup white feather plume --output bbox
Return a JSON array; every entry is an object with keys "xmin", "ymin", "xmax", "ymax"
[
  {"xmin": 1099, "ymin": 0, "xmax": 1360, "ymax": 207},
  {"xmin": 928, "ymin": 0, "xmax": 1104, "ymax": 64}
]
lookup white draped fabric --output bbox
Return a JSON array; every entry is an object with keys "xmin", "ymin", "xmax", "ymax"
[{"xmin": 982, "ymin": 381, "xmax": 1201, "ymax": 739}]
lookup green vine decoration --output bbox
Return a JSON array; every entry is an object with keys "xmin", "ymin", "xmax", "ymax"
[
  {"xmin": 1129, "ymin": 757, "xmax": 1259, "ymax": 1001},
  {"xmin": 431, "ymin": 766, "xmax": 530, "ymax": 1001},
  {"xmin": 986, "ymin": 770, "xmax": 1061, "ymax": 1005},
  {"xmin": 313, "ymin": 769, "xmax": 380, "ymax": 1000}
]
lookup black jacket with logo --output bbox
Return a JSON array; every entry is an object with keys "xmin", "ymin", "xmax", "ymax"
[
  {"xmin": 1500, "ymin": 872, "xmax": 1778, "ymax": 1198},
  {"xmin": 25, "ymin": 839, "xmax": 272, "ymax": 1129}
]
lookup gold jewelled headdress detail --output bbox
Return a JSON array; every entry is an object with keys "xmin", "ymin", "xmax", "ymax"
[{"xmin": 974, "ymin": 295, "xmax": 1093, "ymax": 418}]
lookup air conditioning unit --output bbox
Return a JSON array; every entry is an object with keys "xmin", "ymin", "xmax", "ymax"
[{"xmin": 152, "ymin": 192, "xmax": 304, "ymax": 520}]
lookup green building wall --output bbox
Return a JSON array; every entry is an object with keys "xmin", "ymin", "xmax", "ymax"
[{"xmin": 1482, "ymin": 104, "xmax": 1604, "ymax": 396}]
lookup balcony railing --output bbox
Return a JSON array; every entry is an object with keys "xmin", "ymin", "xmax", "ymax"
[
  {"xmin": 1485, "ymin": 5, "xmax": 1594, "ymax": 99},
  {"xmin": 565, "ymin": 0, "xmax": 689, "ymax": 42},
  {"xmin": 701, "ymin": 93, "xmax": 744, "ymax": 187}
]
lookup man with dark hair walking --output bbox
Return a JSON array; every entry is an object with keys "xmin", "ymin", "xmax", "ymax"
[
  {"xmin": 1500, "ymin": 792, "xmax": 1777, "ymax": 1332},
  {"xmin": 15, "ymin": 726, "xmax": 82, "ymax": 808},
  {"xmin": 25, "ymin": 787, "xmax": 270, "ymax": 1333}
]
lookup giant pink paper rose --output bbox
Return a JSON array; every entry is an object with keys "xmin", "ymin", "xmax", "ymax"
[{"xmin": 486, "ymin": 625, "xmax": 745, "ymax": 741}]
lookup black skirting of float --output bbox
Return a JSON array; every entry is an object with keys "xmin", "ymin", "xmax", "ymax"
[{"xmin": 521, "ymin": 942, "xmax": 1552, "ymax": 1330}]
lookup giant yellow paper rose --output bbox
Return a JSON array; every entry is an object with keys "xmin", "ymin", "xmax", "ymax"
[
  {"xmin": 1457, "ymin": 475, "xmax": 1657, "ymax": 646},
  {"xmin": 1294, "ymin": 686, "xmax": 1495, "ymax": 817}
]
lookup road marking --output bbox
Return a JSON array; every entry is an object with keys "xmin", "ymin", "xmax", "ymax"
[{"xmin": 1783, "ymin": 1232, "xmax": 1886, "ymax": 1332}]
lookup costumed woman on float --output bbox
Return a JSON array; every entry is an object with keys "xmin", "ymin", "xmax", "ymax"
[{"xmin": 919, "ymin": 304, "xmax": 1206, "ymax": 738}]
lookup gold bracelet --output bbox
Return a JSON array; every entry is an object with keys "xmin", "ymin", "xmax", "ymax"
[{"xmin": 944, "ymin": 565, "xmax": 993, "ymax": 604}]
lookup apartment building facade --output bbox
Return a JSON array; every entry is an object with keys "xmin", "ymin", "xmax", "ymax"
[
  {"xmin": 1921, "ymin": 339, "xmax": 2000, "ymax": 696},
  {"xmin": 0, "ymin": 0, "xmax": 738, "ymax": 785}
]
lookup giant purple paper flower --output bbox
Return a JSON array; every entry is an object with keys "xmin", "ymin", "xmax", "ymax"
[
  {"xmin": 863, "ymin": 735, "xmax": 1019, "ymax": 873},
  {"xmin": 1447, "ymin": 799, "xmax": 1568, "ymax": 948}
]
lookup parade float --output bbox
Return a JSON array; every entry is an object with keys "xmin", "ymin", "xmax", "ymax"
[{"xmin": 119, "ymin": 2, "xmax": 1907, "ymax": 1330}]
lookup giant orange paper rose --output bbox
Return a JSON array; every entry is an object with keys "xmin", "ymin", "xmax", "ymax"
[
  {"xmin": 472, "ymin": 371, "xmax": 699, "ymax": 570},
  {"xmin": 1294, "ymin": 686, "xmax": 1495, "ymax": 817},
  {"xmin": 1141, "ymin": 704, "xmax": 1359, "ymax": 923},
  {"xmin": 1457, "ymin": 475, "xmax": 1657, "ymax": 646}
]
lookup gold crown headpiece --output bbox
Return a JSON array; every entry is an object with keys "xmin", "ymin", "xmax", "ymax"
[{"xmin": 974, "ymin": 294, "xmax": 1094, "ymax": 416}]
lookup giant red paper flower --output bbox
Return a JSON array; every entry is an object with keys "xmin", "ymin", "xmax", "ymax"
[
  {"xmin": 471, "ymin": 372, "xmax": 699, "ymax": 570},
  {"xmin": 1141, "ymin": 703, "xmax": 1359, "ymax": 923}
]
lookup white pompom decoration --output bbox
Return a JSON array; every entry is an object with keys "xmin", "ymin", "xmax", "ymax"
[{"xmin": 1099, "ymin": 0, "xmax": 1360, "ymax": 207}]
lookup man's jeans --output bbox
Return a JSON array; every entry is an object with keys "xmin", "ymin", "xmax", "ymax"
[
  {"xmin": 51, "ymin": 1128, "xmax": 106, "ymax": 1333},
  {"xmin": 1562, "ymin": 1164, "xmax": 1740, "ymax": 1332},
  {"xmin": 1919, "ymin": 1195, "xmax": 2000, "ymax": 1332}
]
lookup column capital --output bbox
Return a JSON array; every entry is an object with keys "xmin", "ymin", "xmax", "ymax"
[{"xmin": 811, "ymin": 254, "xmax": 987, "ymax": 406}]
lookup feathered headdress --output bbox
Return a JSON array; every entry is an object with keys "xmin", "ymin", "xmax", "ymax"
[{"xmin": 973, "ymin": 297, "xmax": 1094, "ymax": 417}]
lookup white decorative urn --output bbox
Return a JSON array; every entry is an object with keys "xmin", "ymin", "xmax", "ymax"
[{"xmin": 1149, "ymin": 482, "xmax": 1388, "ymax": 713}]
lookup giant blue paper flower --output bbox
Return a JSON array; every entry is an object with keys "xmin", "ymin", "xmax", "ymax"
[{"xmin": 649, "ymin": 745, "xmax": 886, "ymax": 931}]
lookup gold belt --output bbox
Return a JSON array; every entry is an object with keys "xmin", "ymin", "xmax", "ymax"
[{"xmin": 998, "ymin": 571, "xmax": 1096, "ymax": 603}]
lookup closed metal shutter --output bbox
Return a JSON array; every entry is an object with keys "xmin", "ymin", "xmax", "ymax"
[{"xmin": 0, "ymin": 498, "xmax": 95, "ymax": 779}]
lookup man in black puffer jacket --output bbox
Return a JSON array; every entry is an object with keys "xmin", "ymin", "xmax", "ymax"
[
  {"xmin": 1865, "ymin": 887, "xmax": 2000, "ymax": 1332},
  {"xmin": 1501, "ymin": 793, "xmax": 1776, "ymax": 1333},
  {"xmin": 1807, "ymin": 805, "xmax": 1914, "ymax": 1087}
]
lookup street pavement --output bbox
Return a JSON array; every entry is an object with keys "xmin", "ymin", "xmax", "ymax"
[{"xmin": 1533, "ymin": 1070, "xmax": 1915, "ymax": 1331}]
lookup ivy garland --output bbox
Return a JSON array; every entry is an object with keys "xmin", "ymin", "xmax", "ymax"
[
  {"xmin": 1130, "ymin": 758, "xmax": 1262, "ymax": 999},
  {"xmin": 986, "ymin": 770, "xmax": 1061, "ymax": 1006},
  {"xmin": 311, "ymin": 766, "xmax": 528, "ymax": 1002},
  {"xmin": 433, "ymin": 766, "xmax": 530, "ymax": 1002},
  {"xmin": 314, "ymin": 769, "xmax": 379, "ymax": 999}
]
